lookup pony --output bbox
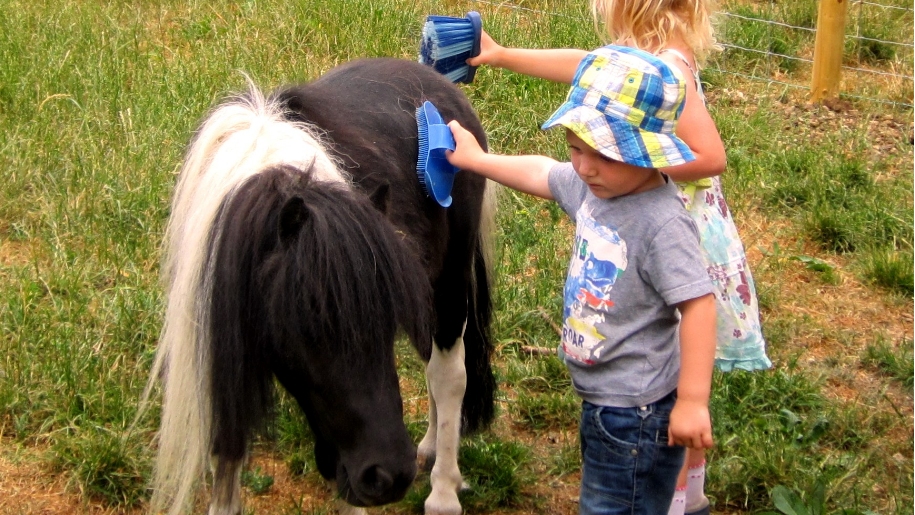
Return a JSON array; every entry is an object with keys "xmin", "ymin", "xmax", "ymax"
[{"xmin": 142, "ymin": 57, "xmax": 496, "ymax": 515}]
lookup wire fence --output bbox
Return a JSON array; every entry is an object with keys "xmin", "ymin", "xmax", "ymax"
[
  {"xmin": 471, "ymin": 0, "xmax": 914, "ymax": 108},
  {"xmin": 711, "ymin": 0, "xmax": 913, "ymax": 107}
]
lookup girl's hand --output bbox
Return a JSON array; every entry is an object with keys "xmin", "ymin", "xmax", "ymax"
[
  {"xmin": 467, "ymin": 30, "xmax": 504, "ymax": 68},
  {"xmin": 465, "ymin": 30, "xmax": 584, "ymax": 83},
  {"xmin": 668, "ymin": 398, "xmax": 714, "ymax": 450}
]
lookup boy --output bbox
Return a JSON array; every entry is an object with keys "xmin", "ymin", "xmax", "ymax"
[{"xmin": 445, "ymin": 45, "xmax": 716, "ymax": 514}]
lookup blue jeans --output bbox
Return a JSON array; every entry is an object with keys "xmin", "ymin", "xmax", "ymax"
[{"xmin": 578, "ymin": 390, "xmax": 685, "ymax": 515}]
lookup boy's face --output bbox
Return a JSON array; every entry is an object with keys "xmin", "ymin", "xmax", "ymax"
[{"xmin": 565, "ymin": 130, "xmax": 663, "ymax": 199}]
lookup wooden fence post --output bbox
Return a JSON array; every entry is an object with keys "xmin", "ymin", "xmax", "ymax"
[{"xmin": 810, "ymin": 0, "xmax": 850, "ymax": 102}]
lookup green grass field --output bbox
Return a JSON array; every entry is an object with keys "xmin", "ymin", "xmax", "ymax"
[{"xmin": 0, "ymin": 0, "xmax": 911, "ymax": 514}]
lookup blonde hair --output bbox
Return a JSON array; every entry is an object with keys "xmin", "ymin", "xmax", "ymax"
[{"xmin": 590, "ymin": 0, "xmax": 720, "ymax": 65}]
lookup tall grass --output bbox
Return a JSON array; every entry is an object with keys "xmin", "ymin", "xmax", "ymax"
[{"xmin": 0, "ymin": 0, "xmax": 911, "ymax": 513}]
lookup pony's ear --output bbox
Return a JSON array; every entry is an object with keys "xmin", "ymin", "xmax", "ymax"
[
  {"xmin": 367, "ymin": 183, "xmax": 390, "ymax": 214},
  {"xmin": 278, "ymin": 197, "xmax": 308, "ymax": 242}
]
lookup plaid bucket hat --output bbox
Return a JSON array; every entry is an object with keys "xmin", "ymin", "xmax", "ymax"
[{"xmin": 542, "ymin": 45, "xmax": 695, "ymax": 169}]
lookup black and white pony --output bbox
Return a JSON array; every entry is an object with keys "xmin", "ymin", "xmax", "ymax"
[{"xmin": 144, "ymin": 58, "xmax": 495, "ymax": 515}]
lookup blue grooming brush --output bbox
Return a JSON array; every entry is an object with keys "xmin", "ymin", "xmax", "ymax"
[
  {"xmin": 415, "ymin": 101, "xmax": 459, "ymax": 207},
  {"xmin": 418, "ymin": 11, "xmax": 483, "ymax": 84}
]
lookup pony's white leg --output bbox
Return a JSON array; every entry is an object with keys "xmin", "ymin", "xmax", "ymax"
[
  {"xmin": 209, "ymin": 455, "xmax": 244, "ymax": 515},
  {"xmin": 423, "ymin": 336, "xmax": 466, "ymax": 515},
  {"xmin": 417, "ymin": 373, "xmax": 438, "ymax": 471},
  {"xmin": 334, "ymin": 498, "xmax": 368, "ymax": 515}
]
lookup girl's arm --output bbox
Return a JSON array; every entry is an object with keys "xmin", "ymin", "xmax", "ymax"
[
  {"xmin": 658, "ymin": 54, "xmax": 727, "ymax": 182},
  {"xmin": 467, "ymin": 30, "xmax": 586, "ymax": 84},
  {"xmin": 669, "ymin": 293, "xmax": 716, "ymax": 450},
  {"xmin": 470, "ymin": 33, "xmax": 725, "ymax": 180},
  {"xmin": 445, "ymin": 120, "xmax": 556, "ymax": 199}
]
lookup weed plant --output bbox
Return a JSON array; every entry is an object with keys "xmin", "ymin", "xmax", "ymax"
[{"xmin": 0, "ymin": 0, "xmax": 911, "ymax": 513}]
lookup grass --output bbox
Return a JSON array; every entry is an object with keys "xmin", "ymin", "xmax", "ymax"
[
  {"xmin": 49, "ymin": 425, "xmax": 148, "ymax": 507},
  {"xmin": 862, "ymin": 336, "xmax": 915, "ymax": 388},
  {"xmin": 403, "ymin": 436, "xmax": 533, "ymax": 513},
  {"xmin": 0, "ymin": 0, "xmax": 911, "ymax": 514}
]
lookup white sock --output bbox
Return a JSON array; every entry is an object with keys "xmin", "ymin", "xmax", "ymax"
[
  {"xmin": 667, "ymin": 487, "xmax": 687, "ymax": 515},
  {"xmin": 685, "ymin": 461, "xmax": 708, "ymax": 511}
]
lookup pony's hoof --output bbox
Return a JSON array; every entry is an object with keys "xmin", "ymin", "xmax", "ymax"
[
  {"xmin": 424, "ymin": 490, "xmax": 462, "ymax": 515},
  {"xmin": 207, "ymin": 504, "xmax": 241, "ymax": 515},
  {"xmin": 334, "ymin": 498, "xmax": 368, "ymax": 515}
]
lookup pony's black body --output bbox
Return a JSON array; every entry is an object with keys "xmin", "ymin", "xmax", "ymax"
[
  {"xmin": 150, "ymin": 57, "xmax": 495, "ymax": 515},
  {"xmin": 274, "ymin": 58, "xmax": 495, "ymax": 432}
]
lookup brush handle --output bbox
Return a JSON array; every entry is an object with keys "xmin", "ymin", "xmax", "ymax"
[
  {"xmin": 462, "ymin": 11, "xmax": 482, "ymax": 84},
  {"xmin": 427, "ymin": 124, "xmax": 456, "ymax": 154},
  {"xmin": 417, "ymin": 101, "xmax": 459, "ymax": 207}
]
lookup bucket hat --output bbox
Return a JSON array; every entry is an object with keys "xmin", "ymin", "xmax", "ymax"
[{"xmin": 542, "ymin": 45, "xmax": 695, "ymax": 168}]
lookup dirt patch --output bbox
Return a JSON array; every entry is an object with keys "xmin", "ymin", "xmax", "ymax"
[
  {"xmin": 0, "ymin": 446, "xmax": 141, "ymax": 515},
  {"xmin": 0, "ymin": 239, "xmax": 33, "ymax": 269}
]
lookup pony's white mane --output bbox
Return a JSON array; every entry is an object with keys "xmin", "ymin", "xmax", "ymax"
[{"xmin": 140, "ymin": 80, "xmax": 345, "ymax": 515}]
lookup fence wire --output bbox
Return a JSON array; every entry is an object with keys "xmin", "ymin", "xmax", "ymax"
[
  {"xmin": 469, "ymin": 0, "xmax": 914, "ymax": 108},
  {"xmin": 856, "ymin": 0, "xmax": 913, "ymax": 11}
]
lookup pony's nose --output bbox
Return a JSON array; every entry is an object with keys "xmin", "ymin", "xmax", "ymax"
[
  {"xmin": 357, "ymin": 461, "xmax": 416, "ymax": 504},
  {"xmin": 360, "ymin": 464, "xmax": 393, "ymax": 496}
]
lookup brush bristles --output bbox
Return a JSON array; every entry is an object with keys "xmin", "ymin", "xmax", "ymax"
[
  {"xmin": 442, "ymin": 66, "xmax": 471, "ymax": 82},
  {"xmin": 415, "ymin": 106, "xmax": 431, "ymax": 194},
  {"xmin": 421, "ymin": 20, "xmax": 475, "ymax": 59},
  {"xmin": 419, "ymin": 15, "xmax": 478, "ymax": 83}
]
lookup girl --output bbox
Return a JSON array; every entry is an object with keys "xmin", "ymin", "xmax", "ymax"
[{"xmin": 468, "ymin": 2, "xmax": 772, "ymax": 514}]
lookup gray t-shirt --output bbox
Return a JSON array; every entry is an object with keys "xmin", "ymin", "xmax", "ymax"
[{"xmin": 548, "ymin": 163, "xmax": 713, "ymax": 408}]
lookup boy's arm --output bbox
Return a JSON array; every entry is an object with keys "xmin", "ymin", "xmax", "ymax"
[
  {"xmin": 657, "ymin": 55, "xmax": 727, "ymax": 182},
  {"xmin": 445, "ymin": 120, "xmax": 556, "ymax": 199},
  {"xmin": 669, "ymin": 292, "xmax": 716, "ymax": 449},
  {"xmin": 467, "ymin": 30, "xmax": 586, "ymax": 84}
]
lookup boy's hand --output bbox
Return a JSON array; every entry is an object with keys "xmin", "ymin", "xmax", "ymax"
[
  {"xmin": 673, "ymin": 293, "xmax": 715, "ymax": 449},
  {"xmin": 668, "ymin": 398, "xmax": 714, "ymax": 449},
  {"xmin": 444, "ymin": 120, "xmax": 485, "ymax": 171},
  {"xmin": 443, "ymin": 120, "xmax": 557, "ymax": 199}
]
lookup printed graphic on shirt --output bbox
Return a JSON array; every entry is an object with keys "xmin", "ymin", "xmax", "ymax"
[{"xmin": 561, "ymin": 213, "xmax": 628, "ymax": 365}]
